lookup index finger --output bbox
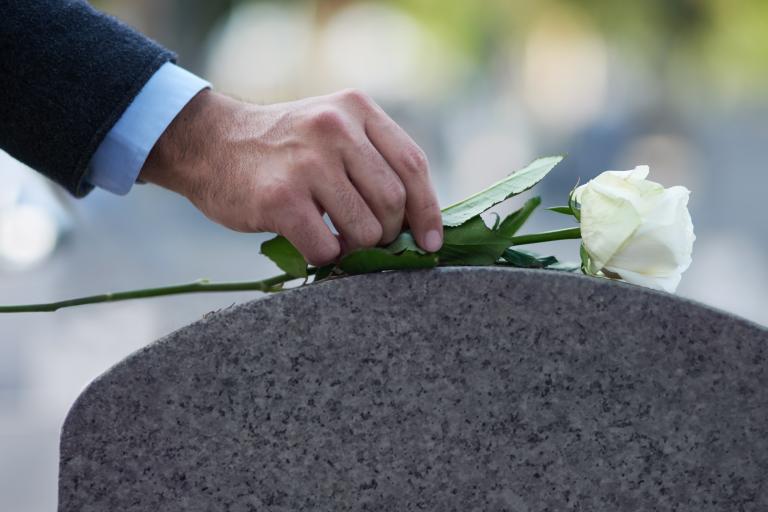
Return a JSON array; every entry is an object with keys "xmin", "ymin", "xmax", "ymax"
[{"xmin": 363, "ymin": 111, "xmax": 443, "ymax": 253}]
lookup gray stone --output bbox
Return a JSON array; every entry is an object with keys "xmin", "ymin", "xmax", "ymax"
[{"xmin": 58, "ymin": 267, "xmax": 768, "ymax": 511}]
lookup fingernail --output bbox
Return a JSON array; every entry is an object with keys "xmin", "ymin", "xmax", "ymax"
[{"xmin": 423, "ymin": 229, "xmax": 442, "ymax": 252}]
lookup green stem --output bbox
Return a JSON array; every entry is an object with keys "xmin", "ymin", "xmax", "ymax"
[
  {"xmin": 0, "ymin": 227, "xmax": 581, "ymax": 313},
  {"xmin": 508, "ymin": 227, "xmax": 581, "ymax": 246},
  {"xmin": 0, "ymin": 271, "xmax": 315, "ymax": 313}
]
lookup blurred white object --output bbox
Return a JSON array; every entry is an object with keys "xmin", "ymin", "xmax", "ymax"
[
  {"xmin": 205, "ymin": 1, "xmax": 460, "ymax": 103},
  {"xmin": 320, "ymin": 3, "xmax": 456, "ymax": 101},
  {"xmin": 0, "ymin": 204, "xmax": 58, "ymax": 267},
  {"xmin": 205, "ymin": 2, "xmax": 313, "ymax": 99},
  {"xmin": 522, "ymin": 6, "xmax": 608, "ymax": 133},
  {"xmin": 0, "ymin": 150, "xmax": 70, "ymax": 270}
]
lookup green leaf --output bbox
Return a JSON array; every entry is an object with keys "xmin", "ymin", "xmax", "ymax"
[
  {"xmin": 260, "ymin": 235, "xmax": 308, "ymax": 278},
  {"xmin": 438, "ymin": 216, "xmax": 512, "ymax": 265},
  {"xmin": 440, "ymin": 156, "xmax": 564, "ymax": 227},
  {"xmin": 384, "ymin": 231, "xmax": 426, "ymax": 255},
  {"xmin": 547, "ymin": 206, "xmax": 574, "ymax": 215},
  {"xmin": 500, "ymin": 248, "xmax": 558, "ymax": 268},
  {"xmin": 339, "ymin": 248, "xmax": 438, "ymax": 274},
  {"xmin": 489, "ymin": 212, "xmax": 501, "ymax": 231},
  {"xmin": 497, "ymin": 196, "xmax": 541, "ymax": 238},
  {"xmin": 313, "ymin": 264, "xmax": 335, "ymax": 281}
]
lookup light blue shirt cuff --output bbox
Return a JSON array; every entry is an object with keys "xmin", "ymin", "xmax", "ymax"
[{"xmin": 86, "ymin": 62, "xmax": 211, "ymax": 195}]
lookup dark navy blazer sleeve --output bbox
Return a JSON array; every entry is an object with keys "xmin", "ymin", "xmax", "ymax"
[{"xmin": 0, "ymin": 0, "xmax": 175, "ymax": 197}]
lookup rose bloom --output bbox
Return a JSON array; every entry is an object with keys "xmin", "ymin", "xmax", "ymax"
[{"xmin": 574, "ymin": 165, "xmax": 695, "ymax": 293}]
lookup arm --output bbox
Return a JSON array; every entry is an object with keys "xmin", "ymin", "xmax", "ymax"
[
  {"xmin": 0, "ymin": 1, "xmax": 443, "ymax": 263},
  {"xmin": 0, "ymin": 0, "xmax": 173, "ymax": 196}
]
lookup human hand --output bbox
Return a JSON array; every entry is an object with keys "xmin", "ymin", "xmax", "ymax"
[{"xmin": 139, "ymin": 88, "xmax": 443, "ymax": 265}]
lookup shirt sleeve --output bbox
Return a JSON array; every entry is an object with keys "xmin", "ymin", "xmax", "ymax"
[{"xmin": 85, "ymin": 62, "xmax": 211, "ymax": 195}]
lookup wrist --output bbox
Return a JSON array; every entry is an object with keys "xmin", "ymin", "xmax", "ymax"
[{"xmin": 139, "ymin": 89, "xmax": 233, "ymax": 199}]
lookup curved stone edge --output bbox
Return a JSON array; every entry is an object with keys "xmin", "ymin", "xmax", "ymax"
[
  {"xmin": 58, "ymin": 266, "xmax": 768, "ymax": 489},
  {"xmin": 60, "ymin": 266, "xmax": 768, "ymax": 430}
]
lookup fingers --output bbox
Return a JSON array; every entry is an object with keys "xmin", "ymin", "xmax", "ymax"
[
  {"xmin": 343, "ymin": 139, "xmax": 406, "ymax": 244},
  {"xmin": 242, "ymin": 88, "xmax": 441, "ymax": 267},
  {"xmin": 362, "ymin": 107, "xmax": 443, "ymax": 252},
  {"xmin": 276, "ymin": 201, "xmax": 340, "ymax": 266},
  {"xmin": 313, "ymin": 172, "xmax": 383, "ymax": 252}
]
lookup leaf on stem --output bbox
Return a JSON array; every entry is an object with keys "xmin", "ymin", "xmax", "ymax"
[
  {"xmin": 497, "ymin": 196, "xmax": 541, "ymax": 238},
  {"xmin": 438, "ymin": 216, "xmax": 512, "ymax": 265},
  {"xmin": 260, "ymin": 235, "xmax": 308, "ymax": 278},
  {"xmin": 489, "ymin": 212, "xmax": 501, "ymax": 231},
  {"xmin": 339, "ymin": 248, "xmax": 438, "ymax": 274},
  {"xmin": 547, "ymin": 206, "xmax": 574, "ymax": 216},
  {"xmin": 384, "ymin": 231, "xmax": 426, "ymax": 255},
  {"xmin": 440, "ymin": 155, "xmax": 564, "ymax": 227},
  {"xmin": 500, "ymin": 248, "xmax": 558, "ymax": 268}
]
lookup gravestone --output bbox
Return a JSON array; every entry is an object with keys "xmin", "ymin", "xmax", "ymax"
[{"xmin": 59, "ymin": 267, "xmax": 768, "ymax": 511}]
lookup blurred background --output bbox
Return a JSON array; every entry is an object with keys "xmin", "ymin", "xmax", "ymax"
[{"xmin": 2, "ymin": 0, "xmax": 767, "ymax": 509}]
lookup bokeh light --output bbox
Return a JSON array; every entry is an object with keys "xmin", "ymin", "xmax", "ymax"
[
  {"xmin": 206, "ymin": 2, "xmax": 314, "ymax": 99},
  {"xmin": 522, "ymin": 6, "xmax": 608, "ymax": 134},
  {"xmin": 0, "ymin": 205, "xmax": 58, "ymax": 268}
]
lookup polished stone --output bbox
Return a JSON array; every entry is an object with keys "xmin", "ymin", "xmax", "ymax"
[{"xmin": 59, "ymin": 267, "xmax": 768, "ymax": 511}]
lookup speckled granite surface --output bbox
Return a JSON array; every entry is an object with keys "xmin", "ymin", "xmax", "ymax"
[{"xmin": 59, "ymin": 267, "xmax": 768, "ymax": 511}]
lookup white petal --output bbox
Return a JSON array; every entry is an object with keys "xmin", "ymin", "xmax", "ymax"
[
  {"xmin": 607, "ymin": 231, "xmax": 682, "ymax": 275},
  {"xmin": 598, "ymin": 164, "xmax": 650, "ymax": 183},
  {"xmin": 579, "ymin": 185, "xmax": 642, "ymax": 269},
  {"xmin": 606, "ymin": 266, "xmax": 682, "ymax": 293},
  {"xmin": 612, "ymin": 186, "xmax": 695, "ymax": 273},
  {"xmin": 589, "ymin": 173, "xmax": 664, "ymax": 215}
]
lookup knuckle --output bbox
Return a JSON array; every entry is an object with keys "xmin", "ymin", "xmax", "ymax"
[
  {"xmin": 380, "ymin": 179, "xmax": 407, "ymax": 212},
  {"xmin": 309, "ymin": 106, "xmax": 348, "ymax": 134},
  {"xmin": 400, "ymin": 145, "xmax": 429, "ymax": 176},
  {"xmin": 339, "ymin": 88, "xmax": 373, "ymax": 109},
  {"xmin": 262, "ymin": 180, "xmax": 299, "ymax": 207}
]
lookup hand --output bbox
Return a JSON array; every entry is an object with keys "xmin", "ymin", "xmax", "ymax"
[{"xmin": 139, "ymin": 88, "xmax": 443, "ymax": 265}]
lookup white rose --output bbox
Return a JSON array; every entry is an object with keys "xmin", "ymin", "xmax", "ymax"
[{"xmin": 573, "ymin": 165, "xmax": 695, "ymax": 293}]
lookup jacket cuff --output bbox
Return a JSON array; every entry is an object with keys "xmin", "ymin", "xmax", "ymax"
[{"xmin": 85, "ymin": 62, "xmax": 211, "ymax": 195}]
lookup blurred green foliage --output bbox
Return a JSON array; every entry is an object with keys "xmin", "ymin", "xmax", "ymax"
[
  {"xmin": 98, "ymin": 0, "xmax": 768, "ymax": 93},
  {"xmin": 391, "ymin": 0, "xmax": 768, "ymax": 91}
]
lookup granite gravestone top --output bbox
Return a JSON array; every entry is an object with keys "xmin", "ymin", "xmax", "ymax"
[{"xmin": 59, "ymin": 267, "xmax": 768, "ymax": 511}]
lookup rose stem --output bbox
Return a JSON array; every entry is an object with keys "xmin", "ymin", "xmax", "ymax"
[
  {"xmin": 507, "ymin": 227, "xmax": 582, "ymax": 246},
  {"xmin": 0, "ymin": 271, "xmax": 315, "ymax": 313}
]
